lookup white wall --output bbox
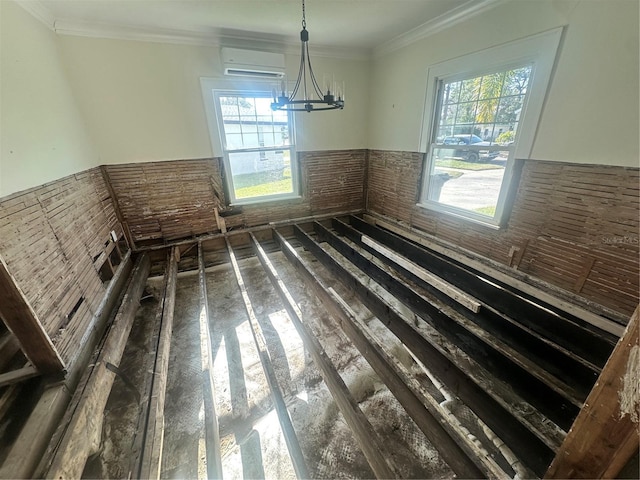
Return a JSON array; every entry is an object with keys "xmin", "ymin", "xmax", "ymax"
[
  {"xmin": 0, "ymin": 2, "xmax": 99, "ymax": 197},
  {"xmin": 57, "ymin": 35, "xmax": 370, "ymax": 164},
  {"xmin": 368, "ymin": 0, "xmax": 639, "ymax": 167},
  {"xmin": 3, "ymin": 0, "xmax": 636, "ymax": 197}
]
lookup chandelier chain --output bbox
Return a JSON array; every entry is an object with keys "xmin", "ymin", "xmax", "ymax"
[
  {"xmin": 270, "ymin": 0, "xmax": 344, "ymax": 112},
  {"xmin": 301, "ymin": 0, "xmax": 306, "ymax": 29}
]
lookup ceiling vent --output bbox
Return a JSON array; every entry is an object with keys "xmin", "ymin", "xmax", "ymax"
[{"xmin": 222, "ymin": 48, "xmax": 286, "ymax": 79}]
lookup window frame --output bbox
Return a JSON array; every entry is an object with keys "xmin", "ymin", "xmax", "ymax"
[
  {"xmin": 201, "ymin": 79, "xmax": 300, "ymax": 206},
  {"xmin": 418, "ymin": 28, "xmax": 563, "ymax": 228}
]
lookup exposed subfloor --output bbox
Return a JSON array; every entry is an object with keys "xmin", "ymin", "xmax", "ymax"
[
  {"xmin": 82, "ymin": 247, "xmax": 474, "ymax": 479},
  {"xmin": 81, "ymin": 213, "xmax": 604, "ymax": 480}
]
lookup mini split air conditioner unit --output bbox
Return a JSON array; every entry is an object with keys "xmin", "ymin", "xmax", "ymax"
[{"xmin": 221, "ymin": 48, "xmax": 286, "ymax": 79}]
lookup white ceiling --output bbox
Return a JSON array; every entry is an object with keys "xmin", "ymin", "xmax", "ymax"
[{"xmin": 21, "ymin": 0, "xmax": 502, "ymax": 56}]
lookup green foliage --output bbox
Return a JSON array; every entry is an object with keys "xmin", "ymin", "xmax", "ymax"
[
  {"xmin": 435, "ymin": 159, "xmax": 503, "ymax": 171},
  {"xmin": 474, "ymin": 205, "xmax": 497, "ymax": 216},
  {"xmin": 496, "ymin": 130, "xmax": 515, "ymax": 145},
  {"xmin": 233, "ymin": 170, "xmax": 293, "ymax": 199},
  {"xmin": 440, "ymin": 65, "xmax": 532, "ymax": 132}
]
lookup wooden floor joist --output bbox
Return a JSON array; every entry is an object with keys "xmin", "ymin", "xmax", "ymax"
[
  {"xmin": 226, "ymin": 238, "xmax": 310, "ymax": 480},
  {"xmin": 197, "ymin": 242, "xmax": 223, "ymax": 480},
  {"xmin": 545, "ymin": 305, "xmax": 640, "ymax": 479},
  {"xmin": 0, "ymin": 254, "xmax": 65, "ymax": 374},
  {"xmin": 129, "ymin": 257, "xmax": 171, "ymax": 478},
  {"xmin": 359, "ymin": 213, "xmax": 626, "ymax": 337},
  {"xmin": 0, "ymin": 364, "xmax": 38, "ymax": 388},
  {"xmin": 45, "ymin": 253, "xmax": 150, "ymax": 480},
  {"xmin": 295, "ymin": 224, "xmax": 556, "ymax": 476},
  {"xmin": 273, "ymin": 229, "xmax": 498, "ymax": 479},
  {"xmin": 319, "ymin": 220, "xmax": 584, "ymax": 423},
  {"xmin": 251, "ymin": 232, "xmax": 400, "ymax": 480},
  {"xmin": 138, "ymin": 247, "xmax": 179, "ymax": 480},
  {"xmin": 360, "ymin": 234, "xmax": 482, "ymax": 313},
  {"xmin": 335, "ymin": 217, "xmax": 604, "ymax": 393}
]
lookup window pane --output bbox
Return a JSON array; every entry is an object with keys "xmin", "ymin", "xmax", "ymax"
[
  {"xmin": 219, "ymin": 94, "xmax": 291, "ymax": 149},
  {"xmin": 228, "ymin": 150, "xmax": 293, "ymax": 200},
  {"xmin": 425, "ymin": 64, "xmax": 532, "ymax": 219},
  {"xmin": 430, "ymin": 148, "xmax": 506, "ymax": 216},
  {"xmin": 216, "ymin": 91, "xmax": 297, "ymax": 202}
]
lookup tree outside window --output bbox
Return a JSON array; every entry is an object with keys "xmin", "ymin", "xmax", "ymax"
[{"xmin": 419, "ymin": 28, "xmax": 562, "ymax": 227}]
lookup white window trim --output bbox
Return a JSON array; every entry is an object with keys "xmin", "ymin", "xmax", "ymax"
[
  {"xmin": 200, "ymin": 78, "xmax": 300, "ymax": 205},
  {"xmin": 418, "ymin": 27, "xmax": 563, "ymax": 227}
]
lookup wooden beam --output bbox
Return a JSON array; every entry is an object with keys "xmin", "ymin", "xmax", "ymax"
[
  {"xmin": 251, "ymin": 232, "xmax": 400, "ymax": 480},
  {"xmin": 350, "ymin": 215, "xmax": 618, "ymax": 368},
  {"xmin": 45, "ymin": 253, "xmax": 150, "ymax": 480},
  {"xmin": 226, "ymin": 238, "xmax": 310, "ymax": 480},
  {"xmin": 139, "ymin": 247, "xmax": 179, "ymax": 480},
  {"xmin": 129, "ymin": 257, "xmax": 170, "ymax": 478},
  {"xmin": 361, "ymin": 234, "xmax": 482, "ymax": 313},
  {"xmin": 198, "ymin": 242, "xmax": 223, "ymax": 479},
  {"xmin": 319, "ymin": 220, "xmax": 584, "ymax": 417},
  {"xmin": 0, "ymin": 364, "xmax": 38, "ymax": 388},
  {"xmin": 273, "ymin": 229, "xmax": 494, "ymax": 478},
  {"xmin": 0, "ymin": 333, "xmax": 21, "ymax": 373},
  {"xmin": 2, "ymin": 252, "xmax": 133, "ymax": 480},
  {"xmin": 295, "ymin": 224, "xmax": 556, "ymax": 477},
  {"xmin": 100, "ymin": 165, "xmax": 135, "ymax": 251},
  {"xmin": 545, "ymin": 305, "xmax": 640, "ymax": 479},
  {"xmin": 0, "ymin": 254, "xmax": 65, "ymax": 374},
  {"xmin": 362, "ymin": 213, "xmax": 626, "ymax": 335}
]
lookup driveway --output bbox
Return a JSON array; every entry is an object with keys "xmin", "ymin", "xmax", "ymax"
[{"xmin": 437, "ymin": 167, "xmax": 505, "ymax": 211}]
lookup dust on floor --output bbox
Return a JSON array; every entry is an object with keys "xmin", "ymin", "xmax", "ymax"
[{"xmin": 82, "ymin": 248, "xmax": 456, "ymax": 479}]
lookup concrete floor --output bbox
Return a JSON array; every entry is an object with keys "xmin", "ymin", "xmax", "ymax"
[{"xmin": 82, "ymin": 245, "xmax": 457, "ymax": 479}]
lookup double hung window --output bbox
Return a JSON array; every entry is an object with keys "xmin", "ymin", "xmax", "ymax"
[
  {"xmin": 214, "ymin": 91, "xmax": 298, "ymax": 204},
  {"xmin": 419, "ymin": 29, "xmax": 562, "ymax": 226}
]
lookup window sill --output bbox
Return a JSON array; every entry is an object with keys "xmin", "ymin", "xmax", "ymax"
[
  {"xmin": 416, "ymin": 201, "xmax": 503, "ymax": 230},
  {"xmin": 230, "ymin": 194, "xmax": 302, "ymax": 207}
]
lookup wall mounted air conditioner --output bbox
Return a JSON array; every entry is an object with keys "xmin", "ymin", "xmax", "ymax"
[{"xmin": 221, "ymin": 48, "xmax": 286, "ymax": 78}]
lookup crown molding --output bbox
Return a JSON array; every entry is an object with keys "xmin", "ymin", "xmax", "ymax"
[
  {"xmin": 52, "ymin": 19, "xmax": 220, "ymax": 47},
  {"xmin": 373, "ymin": 0, "xmax": 508, "ymax": 58},
  {"xmin": 16, "ymin": 0, "xmax": 494, "ymax": 61},
  {"xmin": 15, "ymin": 0, "xmax": 55, "ymax": 30},
  {"xmin": 45, "ymin": 15, "xmax": 369, "ymax": 60}
]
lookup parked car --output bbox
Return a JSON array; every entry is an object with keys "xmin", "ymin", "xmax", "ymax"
[{"xmin": 441, "ymin": 134, "xmax": 499, "ymax": 162}]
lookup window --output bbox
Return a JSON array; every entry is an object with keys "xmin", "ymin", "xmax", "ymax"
[
  {"xmin": 419, "ymin": 29, "xmax": 562, "ymax": 227},
  {"xmin": 213, "ymin": 91, "xmax": 298, "ymax": 204}
]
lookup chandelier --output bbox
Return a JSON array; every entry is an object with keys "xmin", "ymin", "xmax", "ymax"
[{"xmin": 271, "ymin": 0, "xmax": 344, "ymax": 112}]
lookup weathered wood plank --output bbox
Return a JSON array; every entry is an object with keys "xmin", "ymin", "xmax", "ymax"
[
  {"xmin": 251, "ymin": 232, "xmax": 400, "ymax": 480},
  {"xmin": 0, "ymin": 364, "xmax": 39, "ymax": 387},
  {"xmin": 44, "ymin": 254, "xmax": 150, "ymax": 480},
  {"xmin": 361, "ymin": 234, "xmax": 482, "ymax": 313},
  {"xmin": 197, "ymin": 242, "xmax": 223, "ymax": 480},
  {"xmin": 273, "ymin": 229, "xmax": 495, "ymax": 479},
  {"xmin": 226, "ymin": 237, "xmax": 310, "ymax": 480},
  {"xmin": 0, "ymin": 254, "xmax": 65, "ymax": 373},
  {"xmin": 545, "ymin": 305, "xmax": 640, "ymax": 479},
  {"xmin": 138, "ymin": 248, "xmax": 178, "ymax": 480}
]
